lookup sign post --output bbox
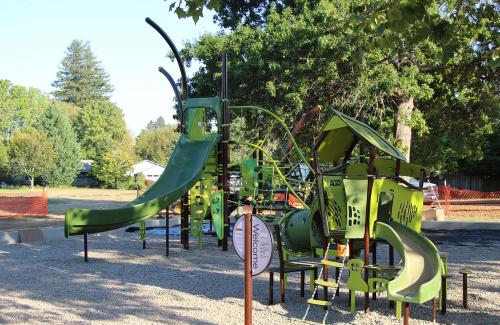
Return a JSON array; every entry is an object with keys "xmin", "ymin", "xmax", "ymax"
[
  {"xmin": 244, "ymin": 213, "xmax": 252, "ymax": 325},
  {"xmin": 233, "ymin": 214, "xmax": 274, "ymax": 325}
]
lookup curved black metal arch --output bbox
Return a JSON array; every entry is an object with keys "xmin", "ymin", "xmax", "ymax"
[
  {"xmin": 158, "ymin": 66, "xmax": 183, "ymax": 112},
  {"xmin": 158, "ymin": 67, "xmax": 184, "ymax": 131},
  {"xmin": 145, "ymin": 17, "xmax": 188, "ymax": 100}
]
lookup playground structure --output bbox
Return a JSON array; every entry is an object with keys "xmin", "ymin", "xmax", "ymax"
[{"xmin": 64, "ymin": 18, "xmax": 448, "ymax": 324}]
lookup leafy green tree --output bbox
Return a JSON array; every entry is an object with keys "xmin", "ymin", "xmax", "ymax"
[
  {"xmin": 134, "ymin": 125, "xmax": 180, "ymax": 165},
  {"xmin": 52, "ymin": 40, "xmax": 114, "ymax": 107},
  {"xmin": 74, "ymin": 100, "xmax": 128, "ymax": 160},
  {"xmin": 36, "ymin": 103, "xmax": 81, "ymax": 186},
  {"xmin": 0, "ymin": 80, "xmax": 50, "ymax": 140},
  {"xmin": 8, "ymin": 128, "xmax": 55, "ymax": 188},
  {"xmin": 0, "ymin": 141, "xmax": 8, "ymax": 181},
  {"xmin": 57, "ymin": 101, "xmax": 80, "ymax": 121},
  {"xmin": 145, "ymin": 116, "xmax": 166, "ymax": 131},
  {"xmin": 174, "ymin": 0, "xmax": 498, "ymax": 173},
  {"xmin": 93, "ymin": 150, "xmax": 133, "ymax": 189}
]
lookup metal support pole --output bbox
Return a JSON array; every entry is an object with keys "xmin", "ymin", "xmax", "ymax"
[
  {"xmin": 403, "ymin": 303, "xmax": 410, "ymax": 325},
  {"xmin": 84, "ymin": 232, "xmax": 88, "ymax": 262},
  {"xmin": 258, "ymin": 129, "xmax": 264, "ymax": 192},
  {"xmin": 389, "ymin": 245, "xmax": 394, "ymax": 309},
  {"xmin": 165, "ymin": 208, "xmax": 169, "ymax": 256},
  {"xmin": 322, "ymin": 239, "xmax": 329, "ymax": 309},
  {"xmin": 221, "ymin": 53, "xmax": 230, "ymax": 252},
  {"xmin": 244, "ymin": 213, "xmax": 252, "ymax": 325},
  {"xmin": 364, "ymin": 146, "xmax": 377, "ymax": 313},
  {"xmin": 459, "ymin": 270, "xmax": 470, "ymax": 309},
  {"xmin": 181, "ymin": 193, "xmax": 189, "ymax": 250},
  {"xmin": 335, "ymin": 253, "xmax": 340, "ymax": 296},
  {"xmin": 441, "ymin": 275, "xmax": 449, "ymax": 315},
  {"xmin": 348, "ymin": 239, "xmax": 353, "ymax": 307},
  {"xmin": 372, "ymin": 241, "xmax": 377, "ymax": 300},
  {"xmin": 433, "ymin": 298, "xmax": 437, "ymax": 322},
  {"xmin": 463, "ymin": 273, "xmax": 468, "ymax": 309},
  {"xmin": 143, "ymin": 239, "xmax": 146, "ymax": 249}
]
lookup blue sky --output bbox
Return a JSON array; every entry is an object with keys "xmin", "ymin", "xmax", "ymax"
[{"xmin": 0, "ymin": 0, "xmax": 220, "ymax": 136}]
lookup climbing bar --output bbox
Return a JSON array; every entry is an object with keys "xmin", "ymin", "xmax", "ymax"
[
  {"xmin": 315, "ymin": 279, "xmax": 339, "ymax": 288},
  {"xmin": 321, "ymin": 260, "xmax": 344, "ymax": 268}
]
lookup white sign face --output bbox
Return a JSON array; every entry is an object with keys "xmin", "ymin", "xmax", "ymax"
[{"xmin": 232, "ymin": 215, "xmax": 274, "ymax": 276}]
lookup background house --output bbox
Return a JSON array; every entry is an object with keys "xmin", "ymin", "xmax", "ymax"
[{"xmin": 128, "ymin": 160, "xmax": 165, "ymax": 183}]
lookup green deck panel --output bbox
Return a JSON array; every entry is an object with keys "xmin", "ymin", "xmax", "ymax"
[
  {"xmin": 64, "ymin": 133, "xmax": 220, "ymax": 237},
  {"xmin": 343, "ymin": 179, "xmax": 368, "ymax": 239},
  {"xmin": 318, "ymin": 110, "xmax": 407, "ymax": 163},
  {"xmin": 374, "ymin": 222, "xmax": 442, "ymax": 304}
]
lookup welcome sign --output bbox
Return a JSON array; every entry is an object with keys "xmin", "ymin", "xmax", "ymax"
[{"xmin": 233, "ymin": 215, "xmax": 273, "ymax": 275}]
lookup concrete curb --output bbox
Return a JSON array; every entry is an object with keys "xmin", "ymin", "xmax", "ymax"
[
  {"xmin": 422, "ymin": 221, "xmax": 500, "ymax": 231},
  {"xmin": 0, "ymin": 217, "xmax": 181, "ymax": 245}
]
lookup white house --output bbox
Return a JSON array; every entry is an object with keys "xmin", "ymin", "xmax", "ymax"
[{"xmin": 128, "ymin": 160, "xmax": 165, "ymax": 182}]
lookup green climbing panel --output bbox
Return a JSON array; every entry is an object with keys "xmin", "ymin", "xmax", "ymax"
[
  {"xmin": 190, "ymin": 173, "xmax": 212, "ymax": 239},
  {"xmin": 210, "ymin": 191, "xmax": 224, "ymax": 240},
  {"xmin": 241, "ymin": 159, "xmax": 258, "ymax": 198}
]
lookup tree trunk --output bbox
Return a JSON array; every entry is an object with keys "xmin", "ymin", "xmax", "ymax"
[
  {"xmin": 29, "ymin": 176, "xmax": 34, "ymax": 189},
  {"xmin": 394, "ymin": 97, "xmax": 414, "ymax": 161}
]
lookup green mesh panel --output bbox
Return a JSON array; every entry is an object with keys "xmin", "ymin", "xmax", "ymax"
[
  {"xmin": 370, "ymin": 179, "xmax": 424, "ymax": 235},
  {"xmin": 343, "ymin": 179, "xmax": 368, "ymax": 239},
  {"xmin": 322, "ymin": 176, "xmax": 347, "ymax": 231}
]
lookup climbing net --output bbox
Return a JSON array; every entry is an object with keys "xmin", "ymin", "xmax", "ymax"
[{"xmin": 229, "ymin": 105, "xmax": 322, "ymax": 207}]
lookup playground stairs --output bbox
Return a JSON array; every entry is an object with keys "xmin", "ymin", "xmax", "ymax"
[{"xmin": 303, "ymin": 242, "xmax": 348, "ymax": 323}]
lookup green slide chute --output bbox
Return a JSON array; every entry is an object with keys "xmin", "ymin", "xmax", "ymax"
[
  {"xmin": 64, "ymin": 133, "xmax": 220, "ymax": 237},
  {"xmin": 375, "ymin": 221, "xmax": 442, "ymax": 304}
]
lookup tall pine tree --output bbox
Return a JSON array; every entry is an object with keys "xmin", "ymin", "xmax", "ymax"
[
  {"xmin": 52, "ymin": 40, "xmax": 114, "ymax": 107},
  {"xmin": 36, "ymin": 103, "xmax": 81, "ymax": 186}
]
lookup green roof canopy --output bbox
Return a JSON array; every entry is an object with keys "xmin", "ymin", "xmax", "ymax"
[{"xmin": 317, "ymin": 110, "xmax": 407, "ymax": 163}]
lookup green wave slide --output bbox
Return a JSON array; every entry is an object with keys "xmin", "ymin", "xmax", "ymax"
[
  {"xmin": 375, "ymin": 221, "xmax": 442, "ymax": 304},
  {"xmin": 65, "ymin": 133, "xmax": 220, "ymax": 237}
]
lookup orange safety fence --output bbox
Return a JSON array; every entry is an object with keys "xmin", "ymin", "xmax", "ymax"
[
  {"xmin": 436, "ymin": 185, "xmax": 500, "ymax": 215},
  {"xmin": 436, "ymin": 186, "xmax": 500, "ymax": 200},
  {"xmin": 0, "ymin": 190, "xmax": 48, "ymax": 218}
]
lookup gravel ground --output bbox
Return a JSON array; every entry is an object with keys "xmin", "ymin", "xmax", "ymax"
[{"xmin": 0, "ymin": 230, "xmax": 499, "ymax": 324}]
